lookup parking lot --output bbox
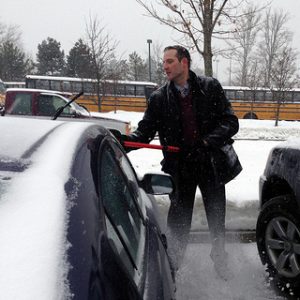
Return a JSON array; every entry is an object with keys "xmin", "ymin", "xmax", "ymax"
[{"xmin": 176, "ymin": 241, "xmax": 286, "ymax": 300}]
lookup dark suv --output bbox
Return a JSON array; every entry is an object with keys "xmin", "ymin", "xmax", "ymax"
[
  {"xmin": 0, "ymin": 116, "xmax": 175, "ymax": 299},
  {"xmin": 256, "ymin": 139, "xmax": 300, "ymax": 295}
]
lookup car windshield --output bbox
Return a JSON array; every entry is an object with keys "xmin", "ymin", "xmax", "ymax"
[{"xmin": 71, "ymin": 99, "xmax": 90, "ymax": 115}]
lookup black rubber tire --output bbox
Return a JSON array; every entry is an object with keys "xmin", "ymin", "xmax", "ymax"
[
  {"xmin": 243, "ymin": 112, "xmax": 258, "ymax": 119},
  {"xmin": 256, "ymin": 195, "xmax": 300, "ymax": 294}
]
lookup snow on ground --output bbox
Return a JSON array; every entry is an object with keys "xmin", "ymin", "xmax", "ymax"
[{"xmin": 177, "ymin": 242, "xmax": 286, "ymax": 300}]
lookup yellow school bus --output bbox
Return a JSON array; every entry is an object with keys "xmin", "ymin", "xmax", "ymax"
[
  {"xmin": 25, "ymin": 75, "xmax": 158, "ymax": 113},
  {"xmin": 224, "ymin": 86, "xmax": 300, "ymax": 121}
]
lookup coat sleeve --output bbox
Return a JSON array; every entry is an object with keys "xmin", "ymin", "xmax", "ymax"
[
  {"xmin": 203, "ymin": 78, "xmax": 239, "ymax": 148},
  {"xmin": 127, "ymin": 91, "xmax": 161, "ymax": 144}
]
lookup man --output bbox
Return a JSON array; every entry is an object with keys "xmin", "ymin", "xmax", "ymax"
[{"xmin": 120, "ymin": 45, "xmax": 242, "ymax": 279}]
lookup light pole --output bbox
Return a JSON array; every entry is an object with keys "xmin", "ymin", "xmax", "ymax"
[
  {"xmin": 213, "ymin": 58, "xmax": 219, "ymax": 78},
  {"xmin": 147, "ymin": 39, "xmax": 152, "ymax": 81}
]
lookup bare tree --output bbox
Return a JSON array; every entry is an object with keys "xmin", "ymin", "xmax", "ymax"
[
  {"xmin": 0, "ymin": 22, "xmax": 21, "ymax": 46},
  {"xmin": 151, "ymin": 41, "xmax": 165, "ymax": 85},
  {"xmin": 0, "ymin": 22, "xmax": 33, "ymax": 81},
  {"xmin": 136, "ymin": 0, "xmax": 257, "ymax": 76},
  {"xmin": 228, "ymin": 4, "xmax": 261, "ymax": 86},
  {"xmin": 258, "ymin": 9, "xmax": 291, "ymax": 87},
  {"xmin": 271, "ymin": 45, "xmax": 298, "ymax": 126},
  {"xmin": 85, "ymin": 14, "xmax": 118, "ymax": 111}
]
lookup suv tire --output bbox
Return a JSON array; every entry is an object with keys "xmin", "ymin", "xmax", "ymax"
[{"xmin": 256, "ymin": 195, "xmax": 300, "ymax": 293}]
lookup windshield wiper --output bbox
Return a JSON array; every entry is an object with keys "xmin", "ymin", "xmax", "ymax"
[{"xmin": 52, "ymin": 91, "xmax": 84, "ymax": 120}]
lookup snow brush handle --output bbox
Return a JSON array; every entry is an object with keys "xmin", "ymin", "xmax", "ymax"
[{"xmin": 123, "ymin": 141, "xmax": 180, "ymax": 152}]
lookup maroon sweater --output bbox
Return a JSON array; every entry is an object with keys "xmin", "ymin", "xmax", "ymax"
[{"xmin": 178, "ymin": 92, "xmax": 200, "ymax": 147}]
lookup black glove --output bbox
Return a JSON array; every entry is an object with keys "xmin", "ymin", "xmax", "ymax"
[
  {"xmin": 180, "ymin": 140, "xmax": 210, "ymax": 163},
  {"xmin": 111, "ymin": 130, "xmax": 135, "ymax": 153}
]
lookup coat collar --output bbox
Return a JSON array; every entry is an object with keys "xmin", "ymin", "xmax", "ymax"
[{"xmin": 166, "ymin": 70, "xmax": 206, "ymax": 103}]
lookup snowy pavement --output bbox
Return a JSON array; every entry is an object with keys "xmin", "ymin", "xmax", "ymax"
[{"xmin": 177, "ymin": 242, "xmax": 286, "ymax": 300}]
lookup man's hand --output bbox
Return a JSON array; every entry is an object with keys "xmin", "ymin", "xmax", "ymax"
[{"xmin": 112, "ymin": 130, "xmax": 135, "ymax": 153}]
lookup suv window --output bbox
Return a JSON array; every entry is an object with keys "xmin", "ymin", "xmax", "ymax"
[
  {"xmin": 10, "ymin": 93, "xmax": 32, "ymax": 115},
  {"xmin": 99, "ymin": 142, "xmax": 145, "ymax": 278},
  {"xmin": 37, "ymin": 94, "xmax": 71, "ymax": 116}
]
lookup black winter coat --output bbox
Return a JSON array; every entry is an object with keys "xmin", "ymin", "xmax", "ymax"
[{"xmin": 129, "ymin": 71, "xmax": 242, "ymax": 185}]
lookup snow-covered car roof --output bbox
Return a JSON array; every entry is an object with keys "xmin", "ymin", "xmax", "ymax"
[{"xmin": 0, "ymin": 117, "xmax": 95, "ymax": 298}]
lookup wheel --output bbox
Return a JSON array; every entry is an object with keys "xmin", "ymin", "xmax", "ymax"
[
  {"xmin": 243, "ymin": 112, "xmax": 258, "ymax": 119},
  {"xmin": 256, "ymin": 195, "xmax": 300, "ymax": 294}
]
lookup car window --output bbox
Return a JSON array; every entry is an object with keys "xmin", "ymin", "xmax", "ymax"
[
  {"xmin": 99, "ymin": 142, "xmax": 145, "ymax": 279},
  {"xmin": 10, "ymin": 93, "xmax": 32, "ymax": 115},
  {"xmin": 37, "ymin": 95, "xmax": 71, "ymax": 116}
]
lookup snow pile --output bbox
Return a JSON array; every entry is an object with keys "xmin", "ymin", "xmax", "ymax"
[{"xmin": 236, "ymin": 119, "xmax": 300, "ymax": 140}]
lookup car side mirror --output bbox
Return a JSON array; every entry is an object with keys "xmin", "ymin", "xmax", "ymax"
[{"xmin": 139, "ymin": 173, "xmax": 174, "ymax": 195}]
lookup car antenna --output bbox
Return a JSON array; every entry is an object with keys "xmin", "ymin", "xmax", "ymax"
[{"xmin": 52, "ymin": 91, "xmax": 84, "ymax": 120}]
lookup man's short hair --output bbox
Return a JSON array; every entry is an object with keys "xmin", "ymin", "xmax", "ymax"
[{"xmin": 164, "ymin": 45, "xmax": 191, "ymax": 68}]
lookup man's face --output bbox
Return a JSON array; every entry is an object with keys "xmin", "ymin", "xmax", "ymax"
[{"xmin": 163, "ymin": 49, "xmax": 186, "ymax": 83}]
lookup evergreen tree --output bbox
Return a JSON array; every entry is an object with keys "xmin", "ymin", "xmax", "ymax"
[
  {"xmin": 66, "ymin": 39, "xmax": 94, "ymax": 78},
  {"xmin": 0, "ymin": 40, "xmax": 32, "ymax": 81},
  {"xmin": 106, "ymin": 58, "xmax": 129, "ymax": 80},
  {"xmin": 36, "ymin": 37, "xmax": 65, "ymax": 75},
  {"xmin": 128, "ymin": 52, "xmax": 147, "ymax": 81}
]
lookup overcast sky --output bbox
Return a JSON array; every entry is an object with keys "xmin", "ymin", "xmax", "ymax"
[{"xmin": 1, "ymin": 0, "xmax": 299, "ymax": 83}]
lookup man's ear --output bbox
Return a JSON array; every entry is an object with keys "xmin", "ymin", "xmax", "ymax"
[{"xmin": 181, "ymin": 57, "xmax": 189, "ymax": 67}]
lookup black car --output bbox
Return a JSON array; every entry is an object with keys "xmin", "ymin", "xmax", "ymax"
[
  {"xmin": 0, "ymin": 116, "xmax": 176, "ymax": 299},
  {"xmin": 256, "ymin": 139, "xmax": 300, "ymax": 295}
]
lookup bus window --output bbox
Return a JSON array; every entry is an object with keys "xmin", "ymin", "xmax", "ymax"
[
  {"xmin": 294, "ymin": 92, "xmax": 300, "ymax": 102},
  {"xmin": 73, "ymin": 82, "xmax": 83, "ymax": 93},
  {"xmin": 225, "ymin": 90, "xmax": 236, "ymax": 101},
  {"xmin": 50, "ymin": 80, "xmax": 61, "ymax": 91},
  {"xmin": 284, "ymin": 91, "xmax": 293, "ymax": 102},
  {"xmin": 125, "ymin": 85, "xmax": 135, "ymax": 96},
  {"xmin": 244, "ymin": 91, "xmax": 253, "ymax": 101},
  {"xmin": 265, "ymin": 91, "xmax": 273, "ymax": 101},
  {"xmin": 62, "ymin": 81, "xmax": 71, "ymax": 92},
  {"xmin": 236, "ymin": 90, "xmax": 245, "ymax": 100},
  {"xmin": 36, "ymin": 79, "xmax": 50, "ymax": 90},
  {"xmin": 101, "ymin": 83, "xmax": 111, "ymax": 95},
  {"xmin": 26, "ymin": 79, "xmax": 35, "ymax": 89},
  {"xmin": 135, "ymin": 85, "xmax": 144, "ymax": 96},
  {"xmin": 254, "ymin": 91, "xmax": 265, "ymax": 101},
  {"xmin": 84, "ymin": 82, "xmax": 96, "ymax": 93},
  {"xmin": 116, "ymin": 84, "xmax": 125, "ymax": 95}
]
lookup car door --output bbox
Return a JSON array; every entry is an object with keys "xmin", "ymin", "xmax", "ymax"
[
  {"xmin": 37, "ymin": 94, "xmax": 73, "ymax": 116},
  {"xmin": 98, "ymin": 138, "xmax": 147, "ymax": 298}
]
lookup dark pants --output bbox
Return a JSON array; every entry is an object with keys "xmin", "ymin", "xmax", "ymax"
[{"xmin": 167, "ymin": 161, "xmax": 226, "ymax": 267}]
